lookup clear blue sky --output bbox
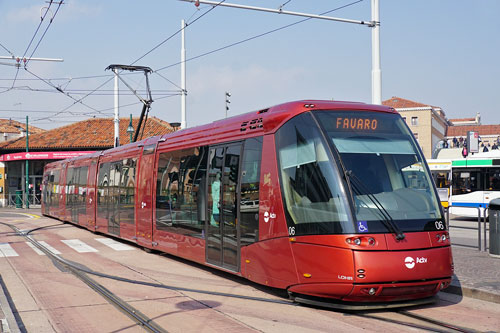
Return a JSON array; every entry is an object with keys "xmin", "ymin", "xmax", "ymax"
[{"xmin": 0, "ymin": 0, "xmax": 498, "ymax": 130}]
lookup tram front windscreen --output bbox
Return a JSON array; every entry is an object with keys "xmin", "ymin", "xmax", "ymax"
[
  {"xmin": 315, "ymin": 110, "xmax": 443, "ymax": 233},
  {"xmin": 275, "ymin": 110, "xmax": 444, "ymax": 237}
]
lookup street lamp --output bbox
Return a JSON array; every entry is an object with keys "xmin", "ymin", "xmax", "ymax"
[{"xmin": 126, "ymin": 114, "xmax": 134, "ymax": 143}]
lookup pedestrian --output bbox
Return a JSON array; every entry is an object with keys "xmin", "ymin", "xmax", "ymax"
[
  {"xmin": 453, "ymin": 137, "xmax": 458, "ymax": 147},
  {"xmin": 483, "ymin": 145, "xmax": 489, "ymax": 152}
]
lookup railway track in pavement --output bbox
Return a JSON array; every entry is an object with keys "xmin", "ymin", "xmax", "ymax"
[
  {"xmin": 0, "ymin": 213, "xmax": 489, "ymax": 333},
  {"xmin": 1, "ymin": 219, "xmax": 167, "ymax": 333}
]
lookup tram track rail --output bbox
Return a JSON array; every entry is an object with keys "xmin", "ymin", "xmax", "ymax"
[
  {"xmin": 351, "ymin": 309, "xmax": 478, "ymax": 333},
  {"xmin": 0, "ymin": 217, "xmax": 481, "ymax": 333},
  {"xmin": 1, "ymin": 220, "xmax": 168, "ymax": 333}
]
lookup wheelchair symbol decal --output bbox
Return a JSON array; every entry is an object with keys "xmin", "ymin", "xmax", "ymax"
[{"xmin": 358, "ymin": 221, "xmax": 368, "ymax": 233}]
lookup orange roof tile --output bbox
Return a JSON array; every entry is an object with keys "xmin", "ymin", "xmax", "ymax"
[
  {"xmin": 0, "ymin": 118, "xmax": 45, "ymax": 134},
  {"xmin": 382, "ymin": 96, "xmax": 434, "ymax": 109},
  {"xmin": 447, "ymin": 125, "xmax": 500, "ymax": 137},
  {"xmin": 0, "ymin": 116, "xmax": 175, "ymax": 151}
]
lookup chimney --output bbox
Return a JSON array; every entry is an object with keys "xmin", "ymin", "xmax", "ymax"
[{"xmin": 476, "ymin": 112, "xmax": 481, "ymax": 125}]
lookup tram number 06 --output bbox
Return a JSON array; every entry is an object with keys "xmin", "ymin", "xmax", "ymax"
[
  {"xmin": 288, "ymin": 227, "xmax": 295, "ymax": 236},
  {"xmin": 435, "ymin": 221, "xmax": 445, "ymax": 230}
]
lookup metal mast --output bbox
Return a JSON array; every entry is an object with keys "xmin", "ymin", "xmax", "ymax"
[
  {"xmin": 181, "ymin": 19, "xmax": 187, "ymax": 129},
  {"xmin": 181, "ymin": 0, "xmax": 382, "ymax": 104}
]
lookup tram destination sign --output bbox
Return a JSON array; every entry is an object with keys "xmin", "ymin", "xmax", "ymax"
[{"xmin": 335, "ymin": 117, "xmax": 378, "ymax": 131}]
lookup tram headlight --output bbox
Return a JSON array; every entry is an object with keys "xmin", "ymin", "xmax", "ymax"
[{"xmin": 354, "ymin": 238, "xmax": 361, "ymax": 246}]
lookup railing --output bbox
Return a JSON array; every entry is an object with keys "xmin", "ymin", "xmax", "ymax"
[
  {"xmin": 6, "ymin": 193, "xmax": 41, "ymax": 207},
  {"xmin": 446, "ymin": 204, "xmax": 488, "ymax": 252}
]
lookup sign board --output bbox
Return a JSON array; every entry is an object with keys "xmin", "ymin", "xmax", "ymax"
[
  {"xmin": 467, "ymin": 131, "xmax": 479, "ymax": 154},
  {"xmin": 0, "ymin": 151, "xmax": 96, "ymax": 162}
]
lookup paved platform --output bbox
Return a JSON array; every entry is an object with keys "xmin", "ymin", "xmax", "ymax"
[
  {"xmin": 448, "ymin": 245, "xmax": 500, "ymax": 303},
  {"xmin": 1, "ymin": 209, "xmax": 499, "ymax": 331}
]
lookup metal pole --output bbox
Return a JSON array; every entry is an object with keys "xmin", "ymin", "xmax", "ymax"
[
  {"xmin": 371, "ymin": 0, "xmax": 381, "ymax": 104},
  {"xmin": 25, "ymin": 116, "xmax": 29, "ymax": 209},
  {"xmin": 180, "ymin": 0, "xmax": 373, "ymax": 26},
  {"xmin": 478, "ymin": 207, "xmax": 482, "ymax": 251},
  {"xmin": 113, "ymin": 68, "xmax": 120, "ymax": 147},
  {"xmin": 181, "ymin": 0, "xmax": 381, "ymax": 105},
  {"xmin": 181, "ymin": 19, "xmax": 187, "ymax": 129},
  {"xmin": 129, "ymin": 114, "xmax": 133, "ymax": 143},
  {"xmin": 484, "ymin": 207, "xmax": 488, "ymax": 252}
]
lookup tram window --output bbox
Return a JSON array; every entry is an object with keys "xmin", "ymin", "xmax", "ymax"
[
  {"xmin": 66, "ymin": 167, "xmax": 75, "ymax": 207},
  {"xmin": 79, "ymin": 166, "xmax": 89, "ymax": 217},
  {"xmin": 240, "ymin": 137, "xmax": 263, "ymax": 245},
  {"xmin": 109, "ymin": 162, "xmax": 122, "ymax": 227},
  {"xmin": 120, "ymin": 158, "xmax": 137, "ymax": 224},
  {"xmin": 276, "ymin": 112, "xmax": 351, "ymax": 235},
  {"xmin": 46, "ymin": 169, "xmax": 60, "ymax": 211},
  {"xmin": 156, "ymin": 146, "xmax": 207, "ymax": 236},
  {"xmin": 97, "ymin": 162, "xmax": 111, "ymax": 221},
  {"xmin": 52, "ymin": 170, "xmax": 60, "ymax": 209}
]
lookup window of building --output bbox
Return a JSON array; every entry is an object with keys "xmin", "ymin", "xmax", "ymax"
[{"xmin": 411, "ymin": 116, "xmax": 418, "ymax": 126}]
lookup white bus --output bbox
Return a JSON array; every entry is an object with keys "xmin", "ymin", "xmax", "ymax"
[{"xmin": 429, "ymin": 151, "xmax": 500, "ymax": 217}]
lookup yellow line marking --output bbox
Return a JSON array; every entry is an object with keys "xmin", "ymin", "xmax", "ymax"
[{"xmin": 18, "ymin": 213, "xmax": 41, "ymax": 219}]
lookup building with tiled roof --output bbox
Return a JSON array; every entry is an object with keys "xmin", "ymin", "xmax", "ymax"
[
  {"xmin": 446, "ymin": 124, "xmax": 500, "ymax": 150},
  {"xmin": 382, "ymin": 96, "xmax": 448, "ymax": 159},
  {"xmin": 0, "ymin": 118, "xmax": 45, "ymax": 142},
  {"xmin": 0, "ymin": 116, "xmax": 175, "ymax": 152},
  {"xmin": 0, "ymin": 116, "xmax": 175, "ymax": 207}
]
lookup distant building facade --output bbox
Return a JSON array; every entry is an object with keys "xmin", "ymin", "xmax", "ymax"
[
  {"xmin": 383, "ymin": 96, "xmax": 448, "ymax": 159},
  {"xmin": 0, "ymin": 116, "xmax": 175, "ymax": 207},
  {"xmin": 448, "ymin": 113, "xmax": 481, "ymax": 127}
]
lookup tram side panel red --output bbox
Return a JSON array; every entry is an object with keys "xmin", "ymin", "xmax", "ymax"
[
  {"xmin": 242, "ymin": 134, "xmax": 299, "ymax": 288},
  {"xmin": 243, "ymin": 238, "xmax": 298, "ymax": 288},
  {"xmin": 258, "ymin": 134, "xmax": 288, "ymax": 240}
]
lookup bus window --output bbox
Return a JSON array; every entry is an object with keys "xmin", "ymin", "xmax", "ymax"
[
  {"xmin": 452, "ymin": 169, "xmax": 482, "ymax": 195},
  {"xmin": 486, "ymin": 168, "xmax": 500, "ymax": 191}
]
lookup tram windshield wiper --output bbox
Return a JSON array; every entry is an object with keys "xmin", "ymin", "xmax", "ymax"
[{"xmin": 345, "ymin": 170, "xmax": 405, "ymax": 240}]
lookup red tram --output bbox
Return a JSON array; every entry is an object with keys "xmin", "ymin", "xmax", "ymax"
[{"xmin": 42, "ymin": 100, "xmax": 453, "ymax": 307}]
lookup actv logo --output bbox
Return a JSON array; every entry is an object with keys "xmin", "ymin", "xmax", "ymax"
[{"xmin": 405, "ymin": 256, "xmax": 428, "ymax": 269}]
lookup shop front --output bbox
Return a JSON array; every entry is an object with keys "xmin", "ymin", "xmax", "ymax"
[{"xmin": 0, "ymin": 151, "xmax": 95, "ymax": 207}]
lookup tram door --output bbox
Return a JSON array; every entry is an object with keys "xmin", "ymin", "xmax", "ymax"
[
  {"xmin": 206, "ymin": 143, "xmax": 242, "ymax": 271},
  {"xmin": 136, "ymin": 144, "xmax": 157, "ymax": 247}
]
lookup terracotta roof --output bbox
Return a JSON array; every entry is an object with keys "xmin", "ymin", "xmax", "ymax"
[
  {"xmin": 382, "ymin": 96, "xmax": 432, "ymax": 109},
  {"xmin": 0, "ymin": 116, "xmax": 175, "ymax": 151},
  {"xmin": 447, "ymin": 124, "xmax": 500, "ymax": 137},
  {"xmin": 0, "ymin": 118, "xmax": 45, "ymax": 134}
]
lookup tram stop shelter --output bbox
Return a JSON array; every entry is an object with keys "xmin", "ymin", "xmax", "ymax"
[{"xmin": 0, "ymin": 117, "xmax": 175, "ymax": 207}]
